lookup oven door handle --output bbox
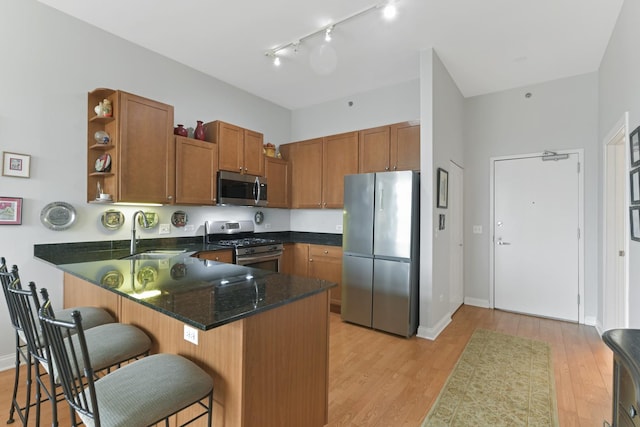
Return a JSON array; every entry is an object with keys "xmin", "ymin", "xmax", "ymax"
[{"xmin": 237, "ymin": 252, "xmax": 282, "ymax": 264}]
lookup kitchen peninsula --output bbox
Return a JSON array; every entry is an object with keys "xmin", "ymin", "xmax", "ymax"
[{"xmin": 35, "ymin": 247, "xmax": 335, "ymax": 427}]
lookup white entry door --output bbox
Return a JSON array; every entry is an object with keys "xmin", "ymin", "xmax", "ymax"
[{"xmin": 493, "ymin": 153, "xmax": 581, "ymax": 322}]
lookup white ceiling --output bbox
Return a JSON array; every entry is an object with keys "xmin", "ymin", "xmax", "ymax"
[{"xmin": 38, "ymin": 0, "xmax": 624, "ymax": 110}]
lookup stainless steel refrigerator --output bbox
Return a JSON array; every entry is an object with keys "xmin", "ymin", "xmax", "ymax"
[{"xmin": 341, "ymin": 171, "xmax": 420, "ymax": 337}]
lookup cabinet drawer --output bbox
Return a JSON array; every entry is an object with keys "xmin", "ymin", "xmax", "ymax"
[
  {"xmin": 194, "ymin": 249, "xmax": 234, "ymax": 263},
  {"xmin": 309, "ymin": 245, "xmax": 342, "ymax": 258}
]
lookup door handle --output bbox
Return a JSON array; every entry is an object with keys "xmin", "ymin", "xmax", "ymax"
[{"xmin": 496, "ymin": 238, "xmax": 511, "ymax": 246}]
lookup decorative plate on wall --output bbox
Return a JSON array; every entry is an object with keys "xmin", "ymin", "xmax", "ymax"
[
  {"xmin": 171, "ymin": 210, "xmax": 188, "ymax": 227},
  {"xmin": 40, "ymin": 201, "xmax": 77, "ymax": 231},
  {"xmin": 137, "ymin": 211, "xmax": 159, "ymax": 229},
  {"xmin": 101, "ymin": 210, "xmax": 125, "ymax": 230}
]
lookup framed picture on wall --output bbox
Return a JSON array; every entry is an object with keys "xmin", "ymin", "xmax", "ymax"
[
  {"xmin": 631, "ymin": 167, "xmax": 640, "ymax": 205},
  {"xmin": 630, "ymin": 126, "xmax": 640, "ymax": 167},
  {"xmin": 436, "ymin": 168, "xmax": 448, "ymax": 208},
  {"xmin": 0, "ymin": 196, "xmax": 23, "ymax": 225},
  {"xmin": 2, "ymin": 152, "xmax": 31, "ymax": 178},
  {"xmin": 631, "ymin": 207, "xmax": 640, "ymax": 242}
]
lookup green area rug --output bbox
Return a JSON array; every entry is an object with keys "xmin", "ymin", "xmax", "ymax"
[{"xmin": 422, "ymin": 329, "xmax": 559, "ymax": 426}]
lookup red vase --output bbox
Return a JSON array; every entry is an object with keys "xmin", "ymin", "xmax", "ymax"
[
  {"xmin": 194, "ymin": 120, "xmax": 205, "ymax": 141},
  {"xmin": 174, "ymin": 124, "xmax": 188, "ymax": 137}
]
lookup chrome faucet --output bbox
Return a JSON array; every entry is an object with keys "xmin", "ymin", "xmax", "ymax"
[
  {"xmin": 131, "ymin": 210, "xmax": 149, "ymax": 255},
  {"xmin": 203, "ymin": 220, "xmax": 210, "ymax": 244}
]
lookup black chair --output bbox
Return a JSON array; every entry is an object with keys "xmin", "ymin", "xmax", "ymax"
[
  {"xmin": 38, "ymin": 288, "xmax": 214, "ymax": 427},
  {"xmin": 3, "ymin": 270, "xmax": 152, "ymax": 426}
]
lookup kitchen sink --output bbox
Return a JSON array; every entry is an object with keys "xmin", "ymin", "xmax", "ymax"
[{"xmin": 120, "ymin": 249, "xmax": 187, "ymax": 260}]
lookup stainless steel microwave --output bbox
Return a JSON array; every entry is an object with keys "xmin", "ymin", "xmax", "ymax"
[{"xmin": 217, "ymin": 171, "xmax": 267, "ymax": 206}]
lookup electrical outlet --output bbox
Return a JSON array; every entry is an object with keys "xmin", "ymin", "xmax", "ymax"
[
  {"xmin": 336, "ymin": 224, "xmax": 343, "ymax": 232},
  {"xmin": 264, "ymin": 223, "xmax": 271, "ymax": 229},
  {"xmin": 159, "ymin": 224, "xmax": 170, "ymax": 234},
  {"xmin": 184, "ymin": 225, "xmax": 195, "ymax": 232},
  {"xmin": 183, "ymin": 325, "xmax": 198, "ymax": 345}
]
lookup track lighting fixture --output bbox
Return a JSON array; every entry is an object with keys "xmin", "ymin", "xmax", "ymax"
[
  {"xmin": 265, "ymin": 1, "xmax": 397, "ymax": 67},
  {"xmin": 324, "ymin": 25, "xmax": 334, "ymax": 42},
  {"xmin": 265, "ymin": 50, "xmax": 281, "ymax": 66}
]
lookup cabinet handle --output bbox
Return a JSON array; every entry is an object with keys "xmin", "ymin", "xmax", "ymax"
[
  {"xmin": 167, "ymin": 195, "xmax": 173, "ymax": 200},
  {"xmin": 385, "ymin": 166, "xmax": 389, "ymax": 171},
  {"xmin": 215, "ymin": 257, "xmax": 219, "ymax": 261},
  {"xmin": 309, "ymin": 259, "xmax": 313, "ymax": 262},
  {"xmin": 393, "ymin": 165, "xmax": 397, "ymax": 170},
  {"xmin": 323, "ymin": 250, "xmax": 328, "ymax": 254},
  {"xmin": 244, "ymin": 167, "xmax": 248, "ymax": 171},
  {"xmin": 239, "ymin": 167, "xmax": 243, "ymax": 171}
]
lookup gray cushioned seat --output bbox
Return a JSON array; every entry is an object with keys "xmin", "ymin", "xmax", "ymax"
[{"xmin": 80, "ymin": 353, "xmax": 214, "ymax": 427}]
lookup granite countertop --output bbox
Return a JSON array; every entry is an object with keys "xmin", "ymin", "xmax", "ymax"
[
  {"xmin": 34, "ymin": 232, "xmax": 339, "ymax": 331},
  {"xmin": 44, "ymin": 252, "xmax": 335, "ymax": 331},
  {"xmin": 602, "ymin": 329, "xmax": 640, "ymax": 404}
]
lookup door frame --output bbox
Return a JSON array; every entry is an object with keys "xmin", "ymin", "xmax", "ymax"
[
  {"xmin": 449, "ymin": 161, "xmax": 464, "ymax": 313},
  {"xmin": 601, "ymin": 113, "xmax": 630, "ymax": 332},
  {"xmin": 489, "ymin": 149, "xmax": 585, "ymax": 324}
]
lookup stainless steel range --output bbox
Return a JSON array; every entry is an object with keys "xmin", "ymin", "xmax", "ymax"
[{"xmin": 205, "ymin": 220, "xmax": 283, "ymax": 271}]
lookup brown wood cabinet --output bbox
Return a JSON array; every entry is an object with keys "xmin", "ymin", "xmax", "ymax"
[
  {"xmin": 264, "ymin": 156, "xmax": 289, "ymax": 208},
  {"xmin": 359, "ymin": 121, "xmax": 420, "ymax": 173},
  {"xmin": 282, "ymin": 131, "xmax": 358, "ymax": 209},
  {"xmin": 193, "ymin": 249, "xmax": 233, "ymax": 263},
  {"xmin": 87, "ymin": 88, "xmax": 175, "ymax": 204},
  {"xmin": 175, "ymin": 136, "xmax": 218, "ymax": 205},
  {"xmin": 203, "ymin": 120, "xmax": 264, "ymax": 176},
  {"xmin": 308, "ymin": 245, "xmax": 343, "ymax": 313},
  {"xmin": 280, "ymin": 243, "xmax": 342, "ymax": 312}
]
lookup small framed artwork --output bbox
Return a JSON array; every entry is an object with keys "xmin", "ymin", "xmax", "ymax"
[
  {"xmin": 0, "ymin": 197, "xmax": 23, "ymax": 225},
  {"xmin": 631, "ymin": 167, "xmax": 640, "ymax": 205},
  {"xmin": 2, "ymin": 152, "xmax": 31, "ymax": 178},
  {"xmin": 436, "ymin": 168, "xmax": 448, "ymax": 208},
  {"xmin": 631, "ymin": 126, "xmax": 640, "ymax": 167},
  {"xmin": 631, "ymin": 207, "xmax": 640, "ymax": 242},
  {"xmin": 438, "ymin": 213, "xmax": 446, "ymax": 230}
]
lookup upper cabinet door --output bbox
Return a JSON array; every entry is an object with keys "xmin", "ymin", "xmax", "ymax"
[
  {"xmin": 323, "ymin": 131, "xmax": 358, "ymax": 208},
  {"xmin": 288, "ymin": 138, "xmax": 323, "ymax": 208},
  {"xmin": 243, "ymin": 129, "xmax": 264, "ymax": 176},
  {"xmin": 264, "ymin": 156, "xmax": 289, "ymax": 208},
  {"xmin": 215, "ymin": 121, "xmax": 244, "ymax": 173},
  {"xmin": 118, "ymin": 91, "xmax": 174, "ymax": 204},
  {"xmin": 390, "ymin": 121, "xmax": 420, "ymax": 171},
  {"xmin": 359, "ymin": 126, "xmax": 391, "ymax": 173},
  {"xmin": 175, "ymin": 136, "xmax": 217, "ymax": 205}
]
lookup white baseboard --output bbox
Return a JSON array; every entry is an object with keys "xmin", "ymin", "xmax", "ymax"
[
  {"xmin": 464, "ymin": 297, "xmax": 490, "ymax": 308},
  {"xmin": 0, "ymin": 352, "xmax": 15, "ymax": 372},
  {"xmin": 417, "ymin": 314, "xmax": 451, "ymax": 341},
  {"xmin": 584, "ymin": 316, "xmax": 597, "ymax": 327}
]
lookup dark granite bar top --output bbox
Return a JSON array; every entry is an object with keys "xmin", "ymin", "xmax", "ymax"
[
  {"xmin": 41, "ymin": 253, "xmax": 334, "ymax": 331},
  {"xmin": 33, "ymin": 232, "xmax": 339, "ymax": 331}
]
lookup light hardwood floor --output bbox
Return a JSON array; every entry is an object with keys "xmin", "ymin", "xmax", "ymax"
[{"xmin": 0, "ymin": 305, "xmax": 613, "ymax": 426}]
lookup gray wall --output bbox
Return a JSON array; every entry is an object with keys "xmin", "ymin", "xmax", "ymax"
[
  {"xmin": 599, "ymin": 0, "xmax": 640, "ymax": 327},
  {"xmin": 463, "ymin": 73, "xmax": 599, "ymax": 320},
  {"xmin": 417, "ymin": 49, "xmax": 465, "ymax": 338},
  {"xmin": 0, "ymin": 0, "xmax": 292, "ymax": 368}
]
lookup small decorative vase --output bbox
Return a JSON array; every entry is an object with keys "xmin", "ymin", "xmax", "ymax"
[
  {"xmin": 174, "ymin": 124, "xmax": 188, "ymax": 137},
  {"xmin": 194, "ymin": 120, "xmax": 205, "ymax": 141}
]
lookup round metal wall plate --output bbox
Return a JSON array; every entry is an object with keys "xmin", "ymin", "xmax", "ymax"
[{"xmin": 40, "ymin": 201, "xmax": 77, "ymax": 231}]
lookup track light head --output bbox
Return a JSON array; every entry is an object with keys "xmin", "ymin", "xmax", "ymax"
[
  {"xmin": 382, "ymin": 3, "xmax": 397, "ymax": 19},
  {"xmin": 325, "ymin": 25, "xmax": 334, "ymax": 42}
]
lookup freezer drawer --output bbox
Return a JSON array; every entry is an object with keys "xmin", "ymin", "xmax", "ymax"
[
  {"xmin": 372, "ymin": 258, "xmax": 415, "ymax": 337},
  {"xmin": 341, "ymin": 255, "xmax": 373, "ymax": 328}
]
